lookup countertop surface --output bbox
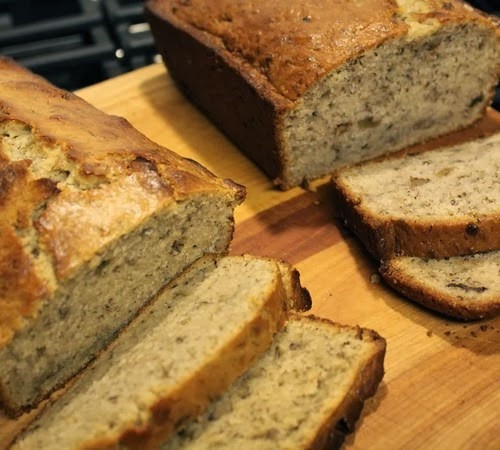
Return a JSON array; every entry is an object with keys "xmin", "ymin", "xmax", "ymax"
[{"xmin": 1, "ymin": 63, "xmax": 499, "ymax": 449}]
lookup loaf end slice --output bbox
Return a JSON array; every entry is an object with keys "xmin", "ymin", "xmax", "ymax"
[
  {"xmin": 380, "ymin": 251, "xmax": 500, "ymax": 320},
  {"xmin": 13, "ymin": 255, "xmax": 310, "ymax": 450},
  {"xmin": 0, "ymin": 57, "xmax": 244, "ymax": 416},
  {"xmin": 331, "ymin": 133, "xmax": 500, "ymax": 260},
  {"xmin": 163, "ymin": 314, "xmax": 386, "ymax": 450}
]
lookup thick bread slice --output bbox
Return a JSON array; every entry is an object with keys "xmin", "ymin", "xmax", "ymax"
[
  {"xmin": 13, "ymin": 255, "xmax": 311, "ymax": 450},
  {"xmin": 331, "ymin": 133, "xmax": 500, "ymax": 260},
  {"xmin": 146, "ymin": 0, "xmax": 499, "ymax": 189},
  {"xmin": 163, "ymin": 315, "xmax": 386, "ymax": 450},
  {"xmin": 0, "ymin": 58, "xmax": 244, "ymax": 416},
  {"xmin": 380, "ymin": 251, "xmax": 500, "ymax": 320}
]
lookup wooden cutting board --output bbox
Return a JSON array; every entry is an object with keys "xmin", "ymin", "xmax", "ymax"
[{"xmin": 1, "ymin": 64, "xmax": 499, "ymax": 449}]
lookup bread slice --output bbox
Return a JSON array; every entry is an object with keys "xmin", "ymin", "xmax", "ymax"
[
  {"xmin": 12, "ymin": 255, "xmax": 311, "ymax": 450},
  {"xmin": 380, "ymin": 251, "xmax": 500, "ymax": 320},
  {"xmin": 331, "ymin": 133, "xmax": 500, "ymax": 260},
  {"xmin": 146, "ymin": 0, "xmax": 499, "ymax": 188},
  {"xmin": 162, "ymin": 314, "xmax": 386, "ymax": 450},
  {"xmin": 0, "ymin": 57, "xmax": 245, "ymax": 416}
]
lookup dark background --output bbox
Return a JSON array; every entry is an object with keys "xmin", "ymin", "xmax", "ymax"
[
  {"xmin": 0, "ymin": 0, "xmax": 155, "ymax": 90},
  {"xmin": 0, "ymin": 0, "xmax": 498, "ymax": 109}
]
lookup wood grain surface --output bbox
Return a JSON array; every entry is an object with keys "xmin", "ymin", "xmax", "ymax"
[{"xmin": 1, "ymin": 63, "xmax": 499, "ymax": 449}]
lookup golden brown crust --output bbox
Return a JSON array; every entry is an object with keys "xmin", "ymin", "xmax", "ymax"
[
  {"xmin": 0, "ymin": 158, "xmax": 57, "ymax": 347},
  {"xmin": 147, "ymin": 0, "xmax": 497, "ymax": 104},
  {"xmin": 331, "ymin": 172, "xmax": 500, "ymax": 260},
  {"xmin": 410, "ymin": 0, "xmax": 500, "ymax": 30},
  {"xmin": 147, "ymin": 0, "xmax": 408, "ymax": 103},
  {"xmin": 276, "ymin": 260, "xmax": 312, "ymax": 312},
  {"xmin": 36, "ymin": 168, "xmax": 174, "ymax": 279},
  {"xmin": 145, "ymin": 3, "xmax": 291, "ymax": 183},
  {"xmin": 379, "ymin": 259, "xmax": 500, "ymax": 320},
  {"xmin": 0, "ymin": 57, "xmax": 245, "ymax": 348},
  {"xmin": 0, "ymin": 226, "xmax": 48, "ymax": 352},
  {"xmin": 0, "ymin": 57, "xmax": 241, "ymax": 189}
]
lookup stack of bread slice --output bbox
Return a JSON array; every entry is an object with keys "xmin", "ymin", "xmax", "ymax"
[
  {"xmin": 1, "ymin": 58, "xmax": 386, "ymax": 449},
  {"xmin": 162, "ymin": 315, "xmax": 385, "ymax": 450},
  {"xmin": 13, "ymin": 256, "xmax": 385, "ymax": 450},
  {"xmin": 331, "ymin": 132, "xmax": 500, "ymax": 320}
]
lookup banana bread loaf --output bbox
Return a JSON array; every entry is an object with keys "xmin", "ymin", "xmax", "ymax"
[
  {"xmin": 0, "ymin": 57, "xmax": 244, "ymax": 416},
  {"xmin": 146, "ymin": 0, "xmax": 499, "ymax": 188}
]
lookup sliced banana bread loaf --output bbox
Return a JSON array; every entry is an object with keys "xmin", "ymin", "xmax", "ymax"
[
  {"xmin": 331, "ymin": 133, "xmax": 500, "ymax": 260},
  {"xmin": 162, "ymin": 315, "xmax": 386, "ymax": 450},
  {"xmin": 380, "ymin": 251, "xmax": 500, "ymax": 320},
  {"xmin": 13, "ymin": 255, "xmax": 311, "ymax": 450},
  {"xmin": 146, "ymin": 0, "xmax": 499, "ymax": 188},
  {"xmin": 0, "ymin": 57, "xmax": 244, "ymax": 416}
]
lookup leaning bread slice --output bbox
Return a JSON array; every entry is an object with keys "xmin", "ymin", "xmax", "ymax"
[
  {"xmin": 380, "ymin": 251, "xmax": 500, "ymax": 320},
  {"xmin": 163, "ymin": 315, "xmax": 386, "ymax": 450},
  {"xmin": 331, "ymin": 133, "xmax": 500, "ymax": 260},
  {"xmin": 13, "ymin": 255, "xmax": 311, "ymax": 450},
  {"xmin": 0, "ymin": 57, "xmax": 244, "ymax": 416}
]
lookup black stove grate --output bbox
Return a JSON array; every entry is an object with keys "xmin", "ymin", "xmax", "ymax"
[
  {"xmin": 0, "ymin": 0, "xmax": 158, "ymax": 91},
  {"xmin": 0, "ymin": 0, "xmax": 497, "ymax": 110}
]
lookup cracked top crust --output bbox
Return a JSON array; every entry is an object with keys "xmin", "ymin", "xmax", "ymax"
[
  {"xmin": 0, "ymin": 57, "xmax": 244, "ymax": 347},
  {"xmin": 147, "ymin": 0, "xmax": 498, "ymax": 103}
]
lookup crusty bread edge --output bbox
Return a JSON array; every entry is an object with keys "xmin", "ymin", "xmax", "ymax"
[
  {"xmin": 0, "ymin": 381, "xmax": 23, "ymax": 419},
  {"xmin": 145, "ymin": 3, "xmax": 291, "ymax": 187},
  {"xmin": 331, "ymin": 170, "xmax": 500, "ymax": 260},
  {"xmin": 63, "ymin": 256, "xmax": 303, "ymax": 450},
  {"xmin": 276, "ymin": 261, "xmax": 312, "ymax": 312},
  {"xmin": 287, "ymin": 314, "xmax": 386, "ymax": 450},
  {"xmin": 379, "ymin": 258, "xmax": 500, "ymax": 320}
]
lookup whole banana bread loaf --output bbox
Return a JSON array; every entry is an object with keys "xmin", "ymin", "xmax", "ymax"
[
  {"xmin": 145, "ymin": 0, "xmax": 499, "ymax": 189},
  {"xmin": 0, "ymin": 57, "xmax": 244, "ymax": 416}
]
